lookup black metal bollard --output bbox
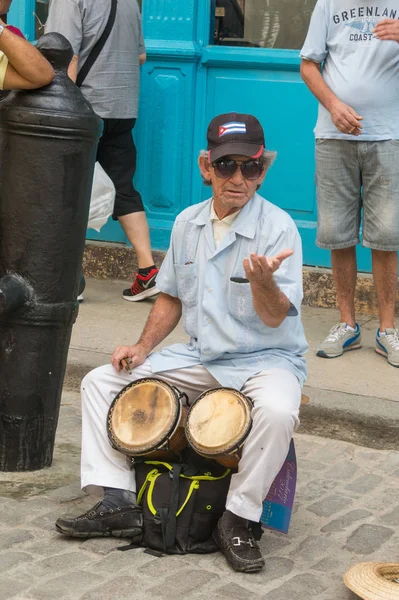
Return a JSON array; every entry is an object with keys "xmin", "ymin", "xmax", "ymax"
[{"xmin": 0, "ymin": 33, "xmax": 102, "ymax": 471}]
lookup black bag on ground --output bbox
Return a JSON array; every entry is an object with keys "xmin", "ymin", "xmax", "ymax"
[{"xmin": 135, "ymin": 452, "xmax": 232, "ymax": 555}]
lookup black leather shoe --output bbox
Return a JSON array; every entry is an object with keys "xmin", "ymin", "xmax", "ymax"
[
  {"xmin": 213, "ymin": 511, "xmax": 265, "ymax": 573},
  {"xmin": 55, "ymin": 502, "xmax": 143, "ymax": 539}
]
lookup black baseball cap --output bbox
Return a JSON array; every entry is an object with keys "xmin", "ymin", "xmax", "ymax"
[{"xmin": 207, "ymin": 113, "xmax": 265, "ymax": 162}]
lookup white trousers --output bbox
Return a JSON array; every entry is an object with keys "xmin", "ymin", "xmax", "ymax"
[{"xmin": 81, "ymin": 361, "xmax": 301, "ymax": 522}]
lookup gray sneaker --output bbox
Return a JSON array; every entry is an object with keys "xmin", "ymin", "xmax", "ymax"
[
  {"xmin": 317, "ymin": 323, "xmax": 361, "ymax": 358},
  {"xmin": 376, "ymin": 328, "xmax": 399, "ymax": 367}
]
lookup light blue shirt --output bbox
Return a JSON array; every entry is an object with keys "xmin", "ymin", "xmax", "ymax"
[
  {"xmin": 300, "ymin": 0, "xmax": 399, "ymax": 140},
  {"xmin": 149, "ymin": 194, "xmax": 308, "ymax": 391}
]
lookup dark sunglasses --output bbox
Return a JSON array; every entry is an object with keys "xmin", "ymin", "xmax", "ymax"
[{"xmin": 212, "ymin": 158, "xmax": 265, "ymax": 180}]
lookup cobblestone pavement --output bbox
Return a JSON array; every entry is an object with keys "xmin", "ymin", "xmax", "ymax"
[{"xmin": 0, "ymin": 391, "xmax": 398, "ymax": 600}]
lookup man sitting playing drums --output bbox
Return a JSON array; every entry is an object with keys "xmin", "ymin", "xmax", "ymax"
[{"xmin": 56, "ymin": 113, "xmax": 308, "ymax": 574}]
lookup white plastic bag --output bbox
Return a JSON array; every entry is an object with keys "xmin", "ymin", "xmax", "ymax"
[{"xmin": 87, "ymin": 162, "xmax": 115, "ymax": 232}]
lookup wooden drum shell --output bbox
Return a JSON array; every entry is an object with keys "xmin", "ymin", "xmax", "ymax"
[
  {"xmin": 107, "ymin": 378, "xmax": 188, "ymax": 460},
  {"xmin": 185, "ymin": 388, "xmax": 253, "ymax": 469}
]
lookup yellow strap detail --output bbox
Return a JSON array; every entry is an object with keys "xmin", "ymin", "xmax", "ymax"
[
  {"xmin": 137, "ymin": 469, "xmax": 159, "ymax": 505},
  {"xmin": 176, "ymin": 480, "xmax": 200, "ymax": 517},
  {"xmin": 146, "ymin": 474, "xmax": 200, "ymax": 517},
  {"xmin": 145, "ymin": 460, "xmax": 174, "ymax": 470},
  {"xmin": 147, "ymin": 472, "xmax": 163, "ymax": 515},
  {"xmin": 182, "ymin": 469, "xmax": 231, "ymax": 481},
  {"xmin": 142, "ymin": 461, "xmax": 231, "ymax": 481}
]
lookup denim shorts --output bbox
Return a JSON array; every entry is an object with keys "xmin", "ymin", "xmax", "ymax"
[{"xmin": 315, "ymin": 139, "xmax": 399, "ymax": 251}]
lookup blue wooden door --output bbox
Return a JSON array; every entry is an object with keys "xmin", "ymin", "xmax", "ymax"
[
  {"xmin": 132, "ymin": 0, "xmax": 335, "ymax": 267},
  {"xmin": 140, "ymin": 0, "xmax": 374, "ymax": 271},
  {"xmin": 134, "ymin": 0, "xmax": 371, "ymax": 271},
  {"xmin": 8, "ymin": 0, "xmax": 41, "ymax": 39},
  {"xmin": 199, "ymin": 48, "xmax": 325, "ymax": 269}
]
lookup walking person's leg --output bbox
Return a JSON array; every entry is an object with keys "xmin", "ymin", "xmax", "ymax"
[
  {"xmin": 214, "ymin": 368, "xmax": 301, "ymax": 573},
  {"xmin": 97, "ymin": 118, "xmax": 159, "ymax": 301},
  {"xmin": 315, "ymin": 140, "xmax": 362, "ymax": 358},
  {"xmin": 362, "ymin": 140, "xmax": 399, "ymax": 367}
]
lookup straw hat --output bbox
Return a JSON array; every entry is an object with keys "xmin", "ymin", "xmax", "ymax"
[{"xmin": 344, "ymin": 562, "xmax": 399, "ymax": 600}]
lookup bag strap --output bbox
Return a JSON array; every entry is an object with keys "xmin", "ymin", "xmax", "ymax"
[
  {"xmin": 156, "ymin": 464, "xmax": 182, "ymax": 552},
  {"xmin": 144, "ymin": 460, "xmax": 231, "ymax": 481},
  {"xmin": 76, "ymin": 0, "xmax": 118, "ymax": 88}
]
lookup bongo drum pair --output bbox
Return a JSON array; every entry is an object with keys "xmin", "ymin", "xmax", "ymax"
[{"xmin": 107, "ymin": 378, "xmax": 253, "ymax": 468}]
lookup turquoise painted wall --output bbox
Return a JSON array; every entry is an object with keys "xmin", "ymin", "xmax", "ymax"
[
  {"xmin": 8, "ymin": 0, "xmax": 373, "ymax": 272},
  {"xmin": 8, "ymin": 0, "xmax": 35, "ymax": 39}
]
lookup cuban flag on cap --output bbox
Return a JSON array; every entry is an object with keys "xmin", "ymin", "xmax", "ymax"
[{"xmin": 218, "ymin": 121, "xmax": 247, "ymax": 137}]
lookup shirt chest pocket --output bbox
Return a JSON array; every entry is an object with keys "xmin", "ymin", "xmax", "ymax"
[
  {"xmin": 228, "ymin": 280, "xmax": 257, "ymax": 321},
  {"xmin": 175, "ymin": 264, "xmax": 198, "ymax": 308}
]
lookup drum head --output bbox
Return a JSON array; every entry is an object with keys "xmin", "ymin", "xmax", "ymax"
[
  {"xmin": 108, "ymin": 379, "xmax": 180, "ymax": 455},
  {"xmin": 186, "ymin": 388, "xmax": 252, "ymax": 455}
]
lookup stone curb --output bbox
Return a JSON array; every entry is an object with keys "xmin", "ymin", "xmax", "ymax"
[
  {"xmin": 299, "ymin": 386, "xmax": 399, "ymax": 452},
  {"xmin": 64, "ymin": 362, "xmax": 399, "ymax": 451},
  {"xmin": 83, "ymin": 241, "xmax": 399, "ymax": 316}
]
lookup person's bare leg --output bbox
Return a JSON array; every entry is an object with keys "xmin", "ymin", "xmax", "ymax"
[
  {"xmin": 372, "ymin": 249, "xmax": 398, "ymax": 331},
  {"xmin": 331, "ymin": 247, "xmax": 357, "ymax": 328},
  {"xmin": 118, "ymin": 212, "xmax": 154, "ymax": 269}
]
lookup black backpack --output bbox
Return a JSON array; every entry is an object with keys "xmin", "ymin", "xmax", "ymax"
[{"xmin": 134, "ymin": 452, "xmax": 232, "ymax": 555}]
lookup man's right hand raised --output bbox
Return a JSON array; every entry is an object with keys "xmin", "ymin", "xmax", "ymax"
[
  {"xmin": 329, "ymin": 99, "xmax": 363, "ymax": 136},
  {"xmin": 111, "ymin": 342, "xmax": 149, "ymax": 373}
]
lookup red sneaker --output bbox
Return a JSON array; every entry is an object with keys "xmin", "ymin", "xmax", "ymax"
[{"xmin": 123, "ymin": 268, "xmax": 159, "ymax": 302}]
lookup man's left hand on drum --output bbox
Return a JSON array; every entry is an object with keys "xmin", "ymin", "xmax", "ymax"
[{"xmin": 111, "ymin": 343, "xmax": 148, "ymax": 373}]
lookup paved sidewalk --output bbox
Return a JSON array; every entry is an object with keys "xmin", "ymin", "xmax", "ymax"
[
  {"xmin": 1, "ymin": 278, "xmax": 399, "ymax": 599},
  {"xmin": 0, "ymin": 393, "xmax": 398, "ymax": 600},
  {"xmin": 68, "ymin": 280, "xmax": 398, "ymax": 401},
  {"xmin": 65, "ymin": 279, "xmax": 399, "ymax": 450}
]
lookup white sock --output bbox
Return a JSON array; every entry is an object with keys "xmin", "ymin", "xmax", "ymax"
[{"xmin": 346, "ymin": 324, "xmax": 356, "ymax": 331}]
